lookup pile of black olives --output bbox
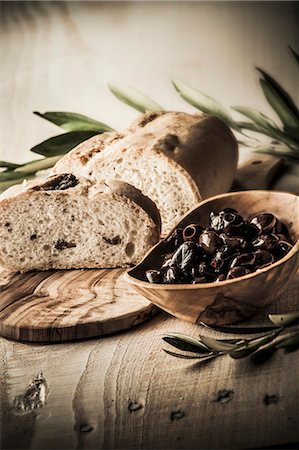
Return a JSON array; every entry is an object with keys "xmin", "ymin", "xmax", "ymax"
[{"xmin": 145, "ymin": 209, "xmax": 294, "ymax": 284}]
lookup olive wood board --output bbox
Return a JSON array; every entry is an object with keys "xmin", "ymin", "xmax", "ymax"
[{"xmin": 0, "ymin": 154, "xmax": 283, "ymax": 342}]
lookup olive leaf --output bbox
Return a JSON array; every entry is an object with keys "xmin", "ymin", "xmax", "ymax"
[
  {"xmin": 289, "ymin": 46, "xmax": 299, "ymax": 65},
  {"xmin": 0, "ymin": 170, "xmax": 36, "ymax": 182},
  {"xmin": 237, "ymin": 121, "xmax": 299, "ymax": 151},
  {"xmin": 34, "ymin": 111, "xmax": 114, "ymax": 133},
  {"xmin": 199, "ymin": 335, "xmax": 237, "ymax": 352},
  {"xmin": 172, "ymin": 77, "xmax": 240, "ymax": 132},
  {"xmin": 163, "ymin": 349, "xmax": 217, "ymax": 360},
  {"xmin": 108, "ymin": 83, "xmax": 163, "ymax": 113},
  {"xmin": 0, "ymin": 175, "xmax": 36, "ymax": 193},
  {"xmin": 253, "ymin": 147, "xmax": 299, "ymax": 161},
  {"xmin": 30, "ymin": 130, "xmax": 99, "ymax": 157},
  {"xmin": 257, "ymin": 68, "xmax": 299, "ymax": 128},
  {"xmin": 163, "ymin": 333, "xmax": 211, "ymax": 353},
  {"xmin": 269, "ymin": 312, "xmax": 299, "ymax": 328},
  {"xmin": 232, "ymin": 106, "xmax": 278, "ymax": 130},
  {"xmin": 229, "ymin": 332, "xmax": 279, "ymax": 359},
  {"xmin": 0, "ymin": 161, "xmax": 21, "ymax": 170},
  {"xmin": 14, "ymin": 156, "xmax": 62, "ymax": 175}
]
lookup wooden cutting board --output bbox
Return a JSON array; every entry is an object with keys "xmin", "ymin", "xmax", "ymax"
[
  {"xmin": 0, "ymin": 154, "xmax": 283, "ymax": 342},
  {"xmin": 0, "ymin": 268, "xmax": 157, "ymax": 342}
]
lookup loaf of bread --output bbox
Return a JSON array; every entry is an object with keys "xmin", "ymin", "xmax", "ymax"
[
  {"xmin": 52, "ymin": 112, "xmax": 238, "ymax": 235},
  {"xmin": 0, "ymin": 174, "xmax": 161, "ymax": 272}
]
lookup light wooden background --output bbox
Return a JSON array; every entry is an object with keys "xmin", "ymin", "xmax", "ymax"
[{"xmin": 1, "ymin": 1, "xmax": 299, "ymax": 164}]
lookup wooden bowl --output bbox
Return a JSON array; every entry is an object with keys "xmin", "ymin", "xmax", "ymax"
[{"xmin": 125, "ymin": 191, "xmax": 299, "ymax": 325}]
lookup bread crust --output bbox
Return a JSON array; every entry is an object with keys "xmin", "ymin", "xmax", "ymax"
[
  {"xmin": 52, "ymin": 131, "xmax": 124, "ymax": 175},
  {"xmin": 102, "ymin": 180, "xmax": 161, "ymax": 235},
  {"xmin": 52, "ymin": 111, "xmax": 238, "ymax": 201}
]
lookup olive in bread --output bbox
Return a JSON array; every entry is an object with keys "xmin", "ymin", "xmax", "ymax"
[{"xmin": 0, "ymin": 174, "xmax": 161, "ymax": 272}]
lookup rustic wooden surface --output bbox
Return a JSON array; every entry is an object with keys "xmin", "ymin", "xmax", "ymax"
[
  {"xmin": 1, "ymin": 271, "xmax": 299, "ymax": 450},
  {"xmin": 0, "ymin": 268, "xmax": 156, "ymax": 342}
]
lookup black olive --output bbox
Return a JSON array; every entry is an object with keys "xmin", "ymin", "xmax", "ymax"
[
  {"xmin": 210, "ymin": 245, "xmax": 240, "ymax": 273},
  {"xmin": 215, "ymin": 274, "xmax": 226, "ymax": 282},
  {"xmin": 209, "ymin": 212, "xmax": 225, "ymax": 233},
  {"xmin": 272, "ymin": 241, "xmax": 293, "ymax": 259},
  {"xmin": 145, "ymin": 270, "xmax": 163, "ymax": 283},
  {"xmin": 198, "ymin": 230, "xmax": 222, "ymax": 255},
  {"xmin": 241, "ymin": 221, "xmax": 260, "ymax": 240},
  {"xmin": 220, "ymin": 234, "xmax": 247, "ymax": 250},
  {"xmin": 165, "ymin": 228, "xmax": 184, "ymax": 251},
  {"xmin": 223, "ymin": 212, "xmax": 244, "ymax": 235},
  {"xmin": 230, "ymin": 252, "xmax": 256, "ymax": 270},
  {"xmin": 192, "ymin": 277, "xmax": 207, "ymax": 284},
  {"xmin": 251, "ymin": 234, "xmax": 279, "ymax": 252},
  {"xmin": 210, "ymin": 208, "xmax": 239, "ymax": 232},
  {"xmin": 164, "ymin": 266, "xmax": 186, "ymax": 283},
  {"xmin": 254, "ymin": 250, "xmax": 274, "ymax": 269},
  {"xmin": 149, "ymin": 208, "xmax": 291, "ymax": 285},
  {"xmin": 196, "ymin": 261, "xmax": 215, "ymax": 279},
  {"xmin": 170, "ymin": 241, "xmax": 200, "ymax": 270},
  {"xmin": 182, "ymin": 223, "xmax": 203, "ymax": 242},
  {"xmin": 226, "ymin": 266, "xmax": 250, "ymax": 279},
  {"xmin": 250, "ymin": 213, "xmax": 277, "ymax": 235}
]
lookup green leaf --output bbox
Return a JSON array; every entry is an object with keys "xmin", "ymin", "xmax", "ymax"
[
  {"xmin": 289, "ymin": 46, "xmax": 299, "ymax": 65},
  {"xmin": 229, "ymin": 332, "xmax": 278, "ymax": 359},
  {"xmin": 163, "ymin": 349, "xmax": 218, "ymax": 361},
  {"xmin": 232, "ymin": 106, "xmax": 277, "ymax": 129},
  {"xmin": 268, "ymin": 312, "xmax": 299, "ymax": 328},
  {"xmin": 108, "ymin": 83, "xmax": 163, "ymax": 113},
  {"xmin": 253, "ymin": 147, "xmax": 299, "ymax": 161},
  {"xmin": 283, "ymin": 125, "xmax": 299, "ymax": 144},
  {"xmin": 172, "ymin": 77, "xmax": 240, "ymax": 131},
  {"xmin": 14, "ymin": 156, "xmax": 62, "ymax": 175},
  {"xmin": 30, "ymin": 130, "xmax": 99, "ymax": 157},
  {"xmin": 0, "ymin": 170, "xmax": 36, "ymax": 182},
  {"xmin": 0, "ymin": 176, "xmax": 36, "ymax": 193},
  {"xmin": 237, "ymin": 121, "xmax": 299, "ymax": 151},
  {"xmin": 33, "ymin": 111, "xmax": 114, "ymax": 133},
  {"xmin": 199, "ymin": 335, "xmax": 236, "ymax": 352},
  {"xmin": 0, "ymin": 161, "xmax": 21, "ymax": 170},
  {"xmin": 257, "ymin": 68, "xmax": 299, "ymax": 128},
  {"xmin": 163, "ymin": 333, "xmax": 211, "ymax": 353}
]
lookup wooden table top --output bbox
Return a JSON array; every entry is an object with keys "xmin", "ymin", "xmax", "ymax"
[{"xmin": 1, "ymin": 271, "xmax": 298, "ymax": 449}]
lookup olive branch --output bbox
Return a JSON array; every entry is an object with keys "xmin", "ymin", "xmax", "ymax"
[
  {"xmin": 162, "ymin": 311, "xmax": 299, "ymax": 364},
  {"xmin": 1, "ymin": 46, "xmax": 298, "ymax": 193}
]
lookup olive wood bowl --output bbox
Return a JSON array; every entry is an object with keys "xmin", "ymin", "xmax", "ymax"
[{"xmin": 125, "ymin": 191, "xmax": 299, "ymax": 325}]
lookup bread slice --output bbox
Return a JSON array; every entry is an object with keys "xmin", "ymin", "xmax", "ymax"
[
  {"xmin": 0, "ymin": 174, "xmax": 161, "ymax": 272},
  {"xmin": 52, "ymin": 112, "xmax": 238, "ymax": 235},
  {"xmin": 52, "ymin": 131, "xmax": 124, "ymax": 176}
]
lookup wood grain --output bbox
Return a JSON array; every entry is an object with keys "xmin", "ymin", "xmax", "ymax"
[
  {"xmin": 1, "ymin": 271, "xmax": 299, "ymax": 449},
  {"xmin": 0, "ymin": 268, "xmax": 156, "ymax": 342},
  {"xmin": 233, "ymin": 154, "xmax": 284, "ymax": 190}
]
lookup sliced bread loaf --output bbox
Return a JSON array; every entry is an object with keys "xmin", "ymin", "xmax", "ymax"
[
  {"xmin": 52, "ymin": 112, "xmax": 238, "ymax": 235},
  {"xmin": 0, "ymin": 174, "xmax": 161, "ymax": 272}
]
